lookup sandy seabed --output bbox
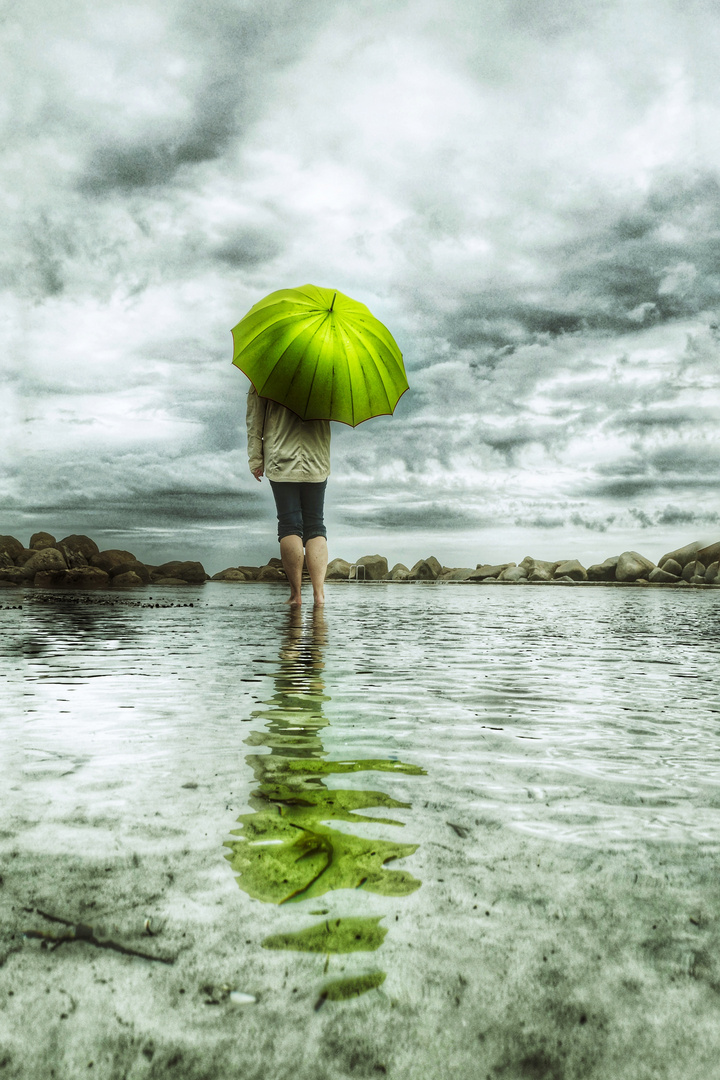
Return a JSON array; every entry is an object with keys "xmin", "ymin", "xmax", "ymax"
[{"xmin": 2, "ymin": 584, "xmax": 720, "ymax": 1079}]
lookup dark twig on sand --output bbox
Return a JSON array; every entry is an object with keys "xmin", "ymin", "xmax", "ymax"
[{"xmin": 22, "ymin": 908, "xmax": 174, "ymax": 964}]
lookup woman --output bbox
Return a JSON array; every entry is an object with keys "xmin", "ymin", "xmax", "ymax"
[{"xmin": 246, "ymin": 385, "xmax": 330, "ymax": 606}]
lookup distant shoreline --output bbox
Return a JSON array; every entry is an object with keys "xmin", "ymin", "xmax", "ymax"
[{"xmin": 1, "ymin": 533, "xmax": 719, "ymax": 590}]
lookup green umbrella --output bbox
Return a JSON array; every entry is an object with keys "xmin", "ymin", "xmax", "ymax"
[{"xmin": 231, "ymin": 284, "xmax": 408, "ymax": 426}]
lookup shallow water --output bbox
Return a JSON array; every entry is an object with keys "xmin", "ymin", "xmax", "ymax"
[
  {"xmin": 5, "ymin": 582, "xmax": 720, "ymax": 1075},
  {"xmin": 11, "ymin": 584, "xmax": 720, "ymax": 852}
]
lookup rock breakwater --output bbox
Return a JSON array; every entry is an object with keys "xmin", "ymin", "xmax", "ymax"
[{"xmin": 1, "ymin": 533, "xmax": 718, "ymax": 589}]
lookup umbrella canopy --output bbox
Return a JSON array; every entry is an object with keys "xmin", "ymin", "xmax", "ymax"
[{"xmin": 231, "ymin": 284, "xmax": 408, "ymax": 426}]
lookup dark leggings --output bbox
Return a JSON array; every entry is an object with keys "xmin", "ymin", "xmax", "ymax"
[{"xmin": 269, "ymin": 480, "xmax": 327, "ymax": 545}]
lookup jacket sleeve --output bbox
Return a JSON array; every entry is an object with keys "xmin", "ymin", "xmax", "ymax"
[{"xmin": 246, "ymin": 386, "xmax": 267, "ymax": 473}]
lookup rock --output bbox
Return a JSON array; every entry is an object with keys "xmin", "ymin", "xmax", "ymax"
[
  {"xmin": 29, "ymin": 532, "xmax": 57, "ymax": 550},
  {"xmin": 22, "ymin": 547, "xmax": 68, "ymax": 578},
  {"xmin": 353, "ymin": 555, "xmax": 389, "ymax": 580},
  {"xmin": 658, "ymin": 541, "xmax": 703, "ymax": 569},
  {"xmin": 154, "ymin": 560, "xmax": 208, "ymax": 583},
  {"xmin": 237, "ymin": 566, "xmax": 260, "ymax": 579},
  {"xmin": 587, "ymin": 556, "xmax": 620, "ymax": 582},
  {"xmin": 499, "ymin": 566, "xmax": 528, "ymax": 581},
  {"xmin": 440, "ymin": 568, "xmax": 475, "ymax": 581},
  {"xmin": 58, "ymin": 534, "xmax": 100, "ymax": 561},
  {"xmin": 325, "ymin": 558, "xmax": 352, "ymax": 581},
  {"xmin": 153, "ymin": 577, "xmax": 191, "ymax": 586},
  {"xmin": 111, "ymin": 571, "xmax": 145, "ymax": 588},
  {"xmin": 0, "ymin": 568, "xmax": 25, "ymax": 584},
  {"xmin": 109, "ymin": 561, "xmax": 151, "ymax": 584},
  {"xmin": 648, "ymin": 567, "xmax": 680, "ymax": 583},
  {"xmin": 388, "ymin": 563, "xmax": 410, "ymax": 580},
  {"xmin": 211, "ymin": 569, "xmax": 247, "ymax": 581},
  {"xmin": 0, "ymin": 536, "xmax": 23, "ymax": 560},
  {"xmin": 91, "ymin": 549, "xmax": 137, "ymax": 572},
  {"xmin": 528, "ymin": 566, "xmax": 554, "ymax": 582},
  {"xmin": 616, "ymin": 551, "xmax": 655, "ymax": 583},
  {"xmin": 408, "ymin": 557, "xmax": 442, "ymax": 580},
  {"xmin": 14, "ymin": 548, "xmax": 35, "ymax": 565},
  {"xmin": 682, "ymin": 561, "xmax": 705, "ymax": 582},
  {"xmin": 60, "ymin": 566, "xmax": 111, "ymax": 589},
  {"xmin": 33, "ymin": 571, "xmax": 68, "ymax": 588},
  {"xmin": 257, "ymin": 565, "xmax": 286, "ymax": 581},
  {"xmin": 697, "ymin": 540, "xmax": 720, "ymax": 567},
  {"xmin": 266, "ymin": 557, "xmax": 284, "ymax": 569},
  {"xmin": 553, "ymin": 560, "xmax": 587, "ymax": 581},
  {"xmin": 706, "ymin": 562, "xmax": 719, "ymax": 584},
  {"xmin": 661, "ymin": 558, "xmax": 682, "ymax": 577},
  {"xmin": 0, "ymin": 552, "xmax": 13, "ymax": 569},
  {"xmin": 469, "ymin": 563, "xmax": 513, "ymax": 580}
]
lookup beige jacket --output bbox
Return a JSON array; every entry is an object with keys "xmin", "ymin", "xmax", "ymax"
[{"xmin": 246, "ymin": 386, "xmax": 331, "ymax": 483}]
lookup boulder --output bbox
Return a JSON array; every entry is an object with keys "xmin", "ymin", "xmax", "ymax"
[
  {"xmin": 58, "ymin": 534, "xmax": 100, "ymax": 561},
  {"xmin": 616, "ymin": 551, "xmax": 655, "ymax": 583},
  {"xmin": 0, "ymin": 552, "xmax": 13, "ymax": 569},
  {"xmin": 706, "ymin": 562, "xmax": 719, "ymax": 584},
  {"xmin": 153, "ymin": 560, "xmax": 208, "ymax": 583},
  {"xmin": 111, "ymin": 571, "xmax": 145, "ymax": 588},
  {"xmin": 528, "ymin": 566, "xmax": 554, "ymax": 582},
  {"xmin": 22, "ymin": 547, "xmax": 68, "ymax": 578},
  {"xmin": 662, "ymin": 558, "xmax": 682, "ymax": 577},
  {"xmin": 697, "ymin": 540, "xmax": 720, "ymax": 567},
  {"xmin": 266, "ymin": 557, "xmax": 284, "ymax": 569},
  {"xmin": 237, "ymin": 566, "xmax": 260, "ymax": 579},
  {"xmin": 469, "ymin": 563, "xmax": 513, "ymax": 580},
  {"xmin": 91, "ymin": 549, "xmax": 137, "ymax": 573},
  {"xmin": 648, "ymin": 567, "xmax": 680, "ymax": 583},
  {"xmin": 408, "ymin": 556, "xmax": 442, "ymax": 581},
  {"xmin": 388, "ymin": 563, "xmax": 410, "ymax": 579},
  {"xmin": 211, "ymin": 569, "xmax": 247, "ymax": 581},
  {"xmin": 658, "ymin": 541, "xmax": 703, "ymax": 569},
  {"xmin": 440, "ymin": 568, "xmax": 475, "ymax": 581},
  {"xmin": 14, "ymin": 548, "xmax": 35, "ymax": 565},
  {"xmin": 33, "ymin": 571, "xmax": 68, "ymax": 588},
  {"xmin": 153, "ymin": 577, "xmax": 191, "ymax": 586},
  {"xmin": 499, "ymin": 566, "xmax": 528, "ymax": 582},
  {"xmin": 682, "ymin": 560, "xmax": 705, "ymax": 583},
  {"xmin": 257, "ymin": 565, "xmax": 286, "ymax": 581},
  {"xmin": 109, "ymin": 561, "xmax": 151, "ymax": 584},
  {"xmin": 29, "ymin": 532, "xmax": 57, "ymax": 550},
  {"xmin": 553, "ymin": 560, "xmax": 587, "ymax": 581},
  {"xmin": 60, "ymin": 566, "xmax": 110, "ymax": 589},
  {"xmin": 353, "ymin": 555, "xmax": 388, "ymax": 580},
  {"xmin": 0, "ymin": 536, "xmax": 23, "ymax": 561},
  {"xmin": 0, "ymin": 568, "xmax": 24, "ymax": 584},
  {"xmin": 587, "ymin": 556, "xmax": 620, "ymax": 582},
  {"xmin": 325, "ymin": 558, "xmax": 352, "ymax": 581}
]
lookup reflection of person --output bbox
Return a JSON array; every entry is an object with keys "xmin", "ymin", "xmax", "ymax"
[{"xmin": 246, "ymin": 385, "xmax": 330, "ymax": 606}]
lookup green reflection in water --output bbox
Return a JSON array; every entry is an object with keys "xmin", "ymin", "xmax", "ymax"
[
  {"xmin": 224, "ymin": 607, "xmax": 423, "ymax": 1000},
  {"xmin": 316, "ymin": 972, "xmax": 387, "ymax": 1007},
  {"xmin": 224, "ymin": 608, "xmax": 425, "ymax": 908},
  {"xmin": 263, "ymin": 916, "xmax": 387, "ymax": 953}
]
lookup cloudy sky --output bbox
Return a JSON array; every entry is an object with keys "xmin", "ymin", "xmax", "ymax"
[{"xmin": 5, "ymin": 0, "xmax": 720, "ymax": 571}]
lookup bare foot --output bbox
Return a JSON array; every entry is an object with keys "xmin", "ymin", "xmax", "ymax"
[
  {"xmin": 285, "ymin": 593, "xmax": 302, "ymax": 605},
  {"xmin": 313, "ymin": 590, "xmax": 325, "ymax": 606}
]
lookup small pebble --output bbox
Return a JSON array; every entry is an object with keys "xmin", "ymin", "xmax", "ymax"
[{"xmin": 228, "ymin": 991, "xmax": 256, "ymax": 1006}]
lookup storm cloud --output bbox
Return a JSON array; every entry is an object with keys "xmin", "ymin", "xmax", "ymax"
[{"xmin": 5, "ymin": 0, "xmax": 720, "ymax": 569}]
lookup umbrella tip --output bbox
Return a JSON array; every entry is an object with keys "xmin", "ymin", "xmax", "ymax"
[{"xmin": 329, "ymin": 292, "xmax": 337, "ymax": 313}]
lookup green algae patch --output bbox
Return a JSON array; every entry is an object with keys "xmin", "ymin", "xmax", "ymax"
[
  {"xmin": 315, "ymin": 971, "xmax": 386, "ymax": 1007},
  {"xmin": 262, "ymin": 916, "xmax": 387, "ymax": 953}
]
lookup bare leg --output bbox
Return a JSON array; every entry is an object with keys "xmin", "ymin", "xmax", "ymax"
[
  {"xmin": 305, "ymin": 536, "xmax": 328, "ymax": 606},
  {"xmin": 280, "ymin": 535, "xmax": 304, "ymax": 605}
]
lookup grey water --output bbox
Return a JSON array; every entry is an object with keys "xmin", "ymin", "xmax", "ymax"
[{"xmin": 11, "ymin": 585, "xmax": 720, "ymax": 852}]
